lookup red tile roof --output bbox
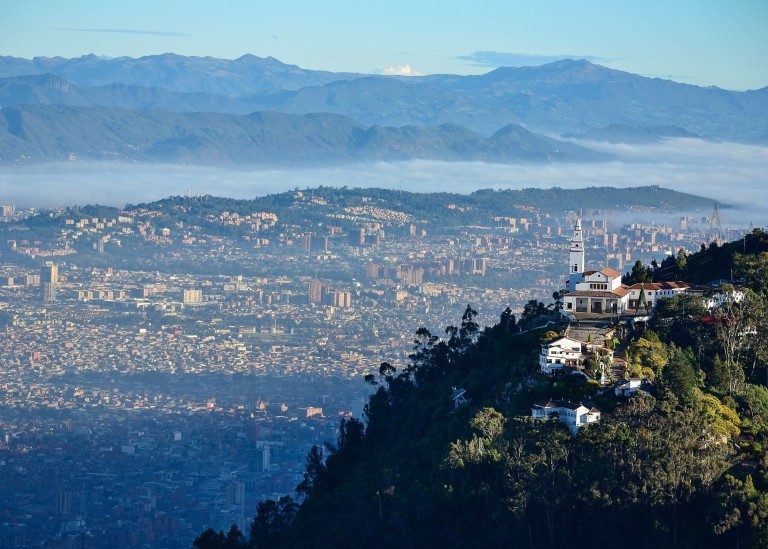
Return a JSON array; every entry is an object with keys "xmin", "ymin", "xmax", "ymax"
[
  {"xmin": 568, "ymin": 287, "xmax": 629, "ymax": 298},
  {"xmin": 600, "ymin": 268, "xmax": 622, "ymax": 278}
]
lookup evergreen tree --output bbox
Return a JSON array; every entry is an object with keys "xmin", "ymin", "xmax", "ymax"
[
  {"xmin": 630, "ymin": 259, "xmax": 651, "ymax": 283},
  {"xmin": 664, "ymin": 345, "xmax": 699, "ymax": 405}
]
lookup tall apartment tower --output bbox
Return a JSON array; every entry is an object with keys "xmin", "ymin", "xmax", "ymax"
[
  {"xmin": 182, "ymin": 289, "xmax": 203, "ymax": 304},
  {"xmin": 308, "ymin": 279, "xmax": 323, "ymax": 305},
  {"xmin": 40, "ymin": 262, "xmax": 58, "ymax": 301},
  {"xmin": 259, "ymin": 443, "xmax": 271, "ymax": 472},
  {"xmin": 567, "ymin": 220, "xmax": 585, "ymax": 291}
]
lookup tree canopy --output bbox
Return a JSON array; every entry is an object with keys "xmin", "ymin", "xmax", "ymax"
[{"xmin": 194, "ymin": 230, "xmax": 768, "ymax": 548}]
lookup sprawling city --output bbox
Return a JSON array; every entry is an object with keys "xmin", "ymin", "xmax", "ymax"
[
  {"xmin": 0, "ymin": 187, "xmax": 743, "ymax": 547},
  {"xmin": 1, "ymin": 3, "xmax": 766, "ymax": 545}
]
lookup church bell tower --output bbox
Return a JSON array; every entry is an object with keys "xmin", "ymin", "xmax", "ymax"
[{"xmin": 567, "ymin": 219, "xmax": 585, "ymax": 290}]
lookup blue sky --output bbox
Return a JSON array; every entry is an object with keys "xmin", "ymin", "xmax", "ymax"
[{"xmin": 3, "ymin": 0, "xmax": 767, "ymax": 90}]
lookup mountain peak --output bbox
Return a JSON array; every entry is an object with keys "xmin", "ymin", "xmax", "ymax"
[{"xmin": 0, "ymin": 54, "xmax": 763, "ymax": 141}]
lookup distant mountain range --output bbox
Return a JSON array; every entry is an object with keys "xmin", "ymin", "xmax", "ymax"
[
  {"xmin": 0, "ymin": 105, "xmax": 605, "ymax": 164},
  {"xmin": 563, "ymin": 124, "xmax": 709, "ymax": 144},
  {"xmin": 0, "ymin": 54, "xmax": 766, "ymax": 165},
  {"xmin": 0, "ymin": 54, "xmax": 361, "ymax": 94}
]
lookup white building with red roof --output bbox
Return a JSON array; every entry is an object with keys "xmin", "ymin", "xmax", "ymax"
[
  {"xmin": 562, "ymin": 220, "xmax": 694, "ymax": 317},
  {"xmin": 563, "ymin": 219, "xmax": 630, "ymax": 315},
  {"xmin": 563, "ymin": 264, "xmax": 631, "ymax": 315},
  {"xmin": 626, "ymin": 281, "xmax": 691, "ymax": 311}
]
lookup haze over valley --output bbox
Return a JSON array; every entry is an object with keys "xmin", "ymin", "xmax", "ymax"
[
  {"xmin": 1, "ymin": 52, "xmax": 765, "ymax": 228},
  {"xmin": 2, "ymin": 137, "xmax": 765, "ymax": 228}
]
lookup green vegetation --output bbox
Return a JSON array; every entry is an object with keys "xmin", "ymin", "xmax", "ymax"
[
  {"xmin": 196, "ymin": 231, "xmax": 768, "ymax": 548},
  {"xmin": 653, "ymin": 228, "xmax": 768, "ymax": 284}
]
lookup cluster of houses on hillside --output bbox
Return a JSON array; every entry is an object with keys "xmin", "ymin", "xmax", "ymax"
[
  {"xmin": 532, "ymin": 219, "xmax": 738, "ymax": 434},
  {"xmin": 533, "ymin": 330, "xmax": 615, "ymax": 433}
]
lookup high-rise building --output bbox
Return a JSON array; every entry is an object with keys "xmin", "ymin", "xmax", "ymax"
[
  {"xmin": 303, "ymin": 234, "xmax": 330, "ymax": 253},
  {"xmin": 350, "ymin": 228, "xmax": 365, "ymax": 246},
  {"xmin": 318, "ymin": 235, "xmax": 329, "ymax": 252},
  {"xmin": 302, "ymin": 234, "xmax": 313, "ymax": 252},
  {"xmin": 332, "ymin": 291, "xmax": 352, "ymax": 308},
  {"xmin": 40, "ymin": 262, "xmax": 58, "ymax": 284},
  {"xmin": 398, "ymin": 267, "xmax": 423, "ymax": 286},
  {"xmin": 256, "ymin": 443, "xmax": 271, "ymax": 472},
  {"xmin": 182, "ymin": 289, "xmax": 203, "ymax": 304},
  {"xmin": 365, "ymin": 262, "xmax": 381, "ymax": 279},
  {"xmin": 308, "ymin": 279, "xmax": 323, "ymax": 305},
  {"xmin": 40, "ymin": 262, "xmax": 58, "ymax": 301},
  {"xmin": 470, "ymin": 257, "xmax": 487, "ymax": 276}
]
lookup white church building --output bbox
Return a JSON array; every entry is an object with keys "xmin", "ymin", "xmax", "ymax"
[
  {"xmin": 561, "ymin": 219, "xmax": 692, "ymax": 316},
  {"xmin": 562, "ymin": 220, "xmax": 630, "ymax": 315}
]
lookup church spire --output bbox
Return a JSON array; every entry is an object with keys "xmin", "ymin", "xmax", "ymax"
[
  {"xmin": 566, "ymin": 219, "xmax": 585, "ymax": 292},
  {"xmin": 569, "ymin": 219, "xmax": 584, "ymax": 275}
]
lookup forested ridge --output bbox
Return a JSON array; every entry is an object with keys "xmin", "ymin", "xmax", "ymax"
[{"xmin": 195, "ymin": 231, "xmax": 768, "ymax": 548}]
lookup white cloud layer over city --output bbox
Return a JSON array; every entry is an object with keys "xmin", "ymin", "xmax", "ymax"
[{"xmin": 1, "ymin": 139, "xmax": 765, "ymax": 229}]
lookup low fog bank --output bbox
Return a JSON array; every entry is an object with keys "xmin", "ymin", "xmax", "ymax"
[{"xmin": 0, "ymin": 138, "xmax": 765, "ymax": 227}]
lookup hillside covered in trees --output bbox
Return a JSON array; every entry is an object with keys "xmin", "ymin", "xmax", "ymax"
[
  {"xmin": 649, "ymin": 227, "xmax": 768, "ymax": 285},
  {"xmin": 195, "ymin": 231, "xmax": 768, "ymax": 548}
]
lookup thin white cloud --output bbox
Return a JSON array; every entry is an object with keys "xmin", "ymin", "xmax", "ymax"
[
  {"xmin": 51, "ymin": 27, "xmax": 189, "ymax": 37},
  {"xmin": 378, "ymin": 64, "xmax": 422, "ymax": 77},
  {"xmin": 458, "ymin": 51, "xmax": 612, "ymax": 68}
]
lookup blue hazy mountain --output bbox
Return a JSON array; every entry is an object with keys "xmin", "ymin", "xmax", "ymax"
[
  {"xmin": 0, "ymin": 105, "xmax": 607, "ymax": 165},
  {"xmin": 562, "ymin": 124, "xmax": 710, "ymax": 144},
  {"xmin": 0, "ymin": 53, "xmax": 362, "ymax": 94},
  {"xmin": 1, "ymin": 54, "xmax": 766, "ymax": 165}
]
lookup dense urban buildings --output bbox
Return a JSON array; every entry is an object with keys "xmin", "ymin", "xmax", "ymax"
[{"xmin": 0, "ymin": 190, "xmax": 744, "ymax": 547}]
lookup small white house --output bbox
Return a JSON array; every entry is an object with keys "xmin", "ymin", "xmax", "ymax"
[
  {"xmin": 701, "ymin": 285, "xmax": 745, "ymax": 310},
  {"xmin": 539, "ymin": 336, "xmax": 584, "ymax": 374},
  {"xmin": 531, "ymin": 400, "xmax": 600, "ymax": 434},
  {"xmin": 614, "ymin": 378, "xmax": 652, "ymax": 397}
]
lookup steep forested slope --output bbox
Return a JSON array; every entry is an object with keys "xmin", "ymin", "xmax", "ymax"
[{"xmin": 195, "ymin": 234, "xmax": 768, "ymax": 549}]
